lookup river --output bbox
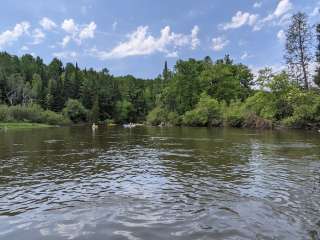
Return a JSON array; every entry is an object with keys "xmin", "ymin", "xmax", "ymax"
[{"xmin": 0, "ymin": 126, "xmax": 319, "ymax": 239}]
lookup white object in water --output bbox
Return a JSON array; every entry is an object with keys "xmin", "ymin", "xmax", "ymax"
[
  {"xmin": 92, "ymin": 123, "xmax": 98, "ymax": 130},
  {"xmin": 123, "ymin": 123, "xmax": 136, "ymax": 128}
]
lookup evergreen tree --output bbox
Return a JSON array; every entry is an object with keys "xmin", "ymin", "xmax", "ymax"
[
  {"xmin": 285, "ymin": 12, "xmax": 312, "ymax": 89},
  {"xmin": 63, "ymin": 63, "xmax": 77, "ymax": 100},
  {"xmin": 47, "ymin": 77, "xmax": 64, "ymax": 112},
  {"xmin": 162, "ymin": 61, "xmax": 170, "ymax": 82},
  {"xmin": 0, "ymin": 70, "xmax": 7, "ymax": 103},
  {"xmin": 31, "ymin": 73, "xmax": 45, "ymax": 106}
]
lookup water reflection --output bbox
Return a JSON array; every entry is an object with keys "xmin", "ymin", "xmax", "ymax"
[{"xmin": 0, "ymin": 126, "xmax": 319, "ymax": 239}]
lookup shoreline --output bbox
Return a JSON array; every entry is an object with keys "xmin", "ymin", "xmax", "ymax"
[
  {"xmin": 0, "ymin": 122, "xmax": 53, "ymax": 130},
  {"xmin": 1, "ymin": 121, "xmax": 319, "ymax": 133}
]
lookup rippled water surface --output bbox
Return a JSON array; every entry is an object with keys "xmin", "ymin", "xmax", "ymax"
[{"xmin": 0, "ymin": 126, "xmax": 320, "ymax": 240}]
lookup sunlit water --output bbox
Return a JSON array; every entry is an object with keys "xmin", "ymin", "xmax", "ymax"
[{"xmin": 0, "ymin": 126, "xmax": 320, "ymax": 240}]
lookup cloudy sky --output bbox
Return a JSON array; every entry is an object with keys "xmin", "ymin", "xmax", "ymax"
[{"xmin": 0, "ymin": 0, "xmax": 319, "ymax": 78}]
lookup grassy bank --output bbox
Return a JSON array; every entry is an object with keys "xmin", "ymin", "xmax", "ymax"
[
  {"xmin": 0, "ymin": 122, "xmax": 53, "ymax": 129},
  {"xmin": 0, "ymin": 104, "xmax": 70, "ymax": 125}
]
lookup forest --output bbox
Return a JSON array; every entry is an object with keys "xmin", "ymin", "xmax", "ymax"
[{"xmin": 0, "ymin": 12, "xmax": 319, "ymax": 129}]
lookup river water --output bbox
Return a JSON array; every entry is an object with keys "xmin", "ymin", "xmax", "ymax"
[{"xmin": 0, "ymin": 126, "xmax": 319, "ymax": 240}]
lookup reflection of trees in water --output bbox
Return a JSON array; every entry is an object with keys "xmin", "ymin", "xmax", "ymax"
[
  {"xmin": 1, "ymin": 126, "xmax": 320, "ymax": 233},
  {"xmin": 143, "ymin": 126, "xmax": 255, "ymax": 190},
  {"xmin": 0, "ymin": 126, "xmax": 116, "ymax": 185}
]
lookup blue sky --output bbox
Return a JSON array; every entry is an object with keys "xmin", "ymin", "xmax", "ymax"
[{"xmin": 0, "ymin": 0, "xmax": 319, "ymax": 78}]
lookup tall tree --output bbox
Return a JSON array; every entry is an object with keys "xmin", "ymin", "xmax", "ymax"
[
  {"xmin": 314, "ymin": 24, "xmax": 320, "ymax": 87},
  {"xmin": 285, "ymin": 12, "xmax": 312, "ymax": 89},
  {"xmin": 162, "ymin": 61, "xmax": 169, "ymax": 81}
]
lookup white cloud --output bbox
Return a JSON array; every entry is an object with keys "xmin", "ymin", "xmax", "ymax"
[
  {"xmin": 39, "ymin": 17, "xmax": 57, "ymax": 31},
  {"xmin": 221, "ymin": 11, "xmax": 258, "ymax": 30},
  {"xmin": 53, "ymin": 51, "xmax": 78, "ymax": 59},
  {"xmin": 255, "ymin": 0, "xmax": 293, "ymax": 30},
  {"xmin": 90, "ymin": 25, "xmax": 199, "ymax": 59},
  {"xmin": 222, "ymin": 0, "xmax": 293, "ymax": 32},
  {"xmin": 61, "ymin": 36, "xmax": 71, "ymax": 47},
  {"xmin": 0, "ymin": 21, "xmax": 30, "ymax": 48},
  {"xmin": 60, "ymin": 19, "xmax": 96, "ymax": 45},
  {"xmin": 21, "ymin": 45, "xmax": 29, "ymax": 51},
  {"xmin": 61, "ymin": 19, "xmax": 78, "ymax": 34},
  {"xmin": 166, "ymin": 51, "xmax": 179, "ymax": 58},
  {"xmin": 211, "ymin": 36, "xmax": 229, "ymax": 51},
  {"xmin": 79, "ymin": 21, "xmax": 96, "ymax": 40},
  {"xmin": 31, "ymin": 28, "xmax": 45, "ymax": 44},
  {"xmin": 273, "ymin": 0, "xmax": 292, "ymax": 17},
  {"xmin": 253, "ymin": 2, "xmax": 262, "ymax": 8},
  {"xmin": 191, "ymin": 25, "xmax": 200, "ymax": 50},
  {"xmin": 277, "ymin": 29, "xmax": 286, "ymax": 42}
]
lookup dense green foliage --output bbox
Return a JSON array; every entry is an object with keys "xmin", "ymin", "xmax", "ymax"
[
  {"xmin": 0, "ymin": 50, "xmax": 319, "ymax": 129},
  {"xmin": 0, "ymin": 13, "xmax": 319, "ymax": 129},
  {"xmin": 0, "ymin": 53, "xmax": 156, "ymax": 124},
  {"xmin": 0, "ymin": 104, "xmax": 69, "ymax": 125},
  {"xmin": 182, "ymin": 93, "xmax": 222, "ymax": 127},
  {"xmin": 62, "ymin": 99, "xmax": 87, "ymax": 123}
]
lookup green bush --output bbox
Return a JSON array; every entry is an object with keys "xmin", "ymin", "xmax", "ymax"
[
  {"xmin": 8, "ymin": 104, "xmax": 43, "ymax": 122},
  {"xmin": 0, "ymin": 104, "xmax": 70, "ymax": 125},
  {"xmin": 0, "ymin": 105, "xmax": 9, "ymax": 121},
  {"xmin": 167, "ymin": 112, "xmax": 181, "ymax": 126},
  {"xmin": 63, "ymin": 99, "xmax": 88, "ymax": 123},
  {"xmin": 282, "ymin": 90, "xmax": 320, "ymax": 128},
  {"xmin": 282, "ymin": 104, "xmax": 320, "ymax": 128},
  {"xmin": 183, "ymin": 108, "xmax": 208, "ymax": 126},
  {"xmin": 115, "ymin": 100, "xmax": 134, "ymax": 123},
  {"xmin": 244, "ymin": 92, "xmax": 277, "ymax": 120},
  {"xmin": 223, "ymin": 100, "xmax": 246, "ymax": 127},
  {"xmin": 146, "ymin": 106, "xmax": 169, "ymax": 126},
  {"xmin": 182, "ymin": 93, "xmax": 222, "ymax": 127},
  {"xmin": 41, "ymin": 110, "xmax": 70, "ymax": 125}
]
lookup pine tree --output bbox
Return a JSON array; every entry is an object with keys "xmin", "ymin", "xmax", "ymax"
[
  {"xmin": 285, "ymin": 12, "xmax": 312, "ymax": 89},
  {"xmin": 162, "ymin": 61, "xmax": 169, "ymax": 81}
]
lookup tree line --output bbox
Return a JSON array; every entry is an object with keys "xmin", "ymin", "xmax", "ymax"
[{"xmin": 0, "ymin": 11, "xmax": 319, "ymax": 129}]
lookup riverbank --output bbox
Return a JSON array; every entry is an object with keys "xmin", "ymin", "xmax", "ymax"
[{"xmin": 0, "ymin": 122, "xmax": 53, "ymax": 129}]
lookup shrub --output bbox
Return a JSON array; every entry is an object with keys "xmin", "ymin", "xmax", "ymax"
[
  {"xmin": 182, "ymin": 93, "xmax": 222, "ymax": 127},
  {"xmin": 0, "ymin": 105, "xmax": 9, "ymax": 121},
  {"xmin": 167, "ymin": 112, "xmax": 181, "ymax": 126},
  {"xmin": 223, "ymin": 100, "xmax": 246, "ymax": 128},
  {"xmin": 244, "ymin": 92, "xmax": 277, "ymax": 120},
  {"xmin": 282, "ymin": 90, "xmax": 320, "ymax": 128},
  {"xmin": 183, "ymin": 109, "xmax": 206, "ymax": 126},
  {"xmin": 282, "ymin": 104, "xmax": 320, "ymax": 128},
  {"xmin": 115, "ymin": 100, "xmax": 134, "ymax": 123},
  {"xmin": 147, "ymin": 106, "xmax": 168, "ymax": 126},
  {"xmin": 41, "ymin": 110, "xmax": 70, "ymax": 125},
  {"xmin": 63, "ymin": 99, "xmax": 88, "ymax": 123},
  {"xmin": 0, "ymin": 104, "xmax": 70, "ymax": 125},
  {"xmin": 8, "ymin": 104, "xmax": 43, "ymax": 123}
]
